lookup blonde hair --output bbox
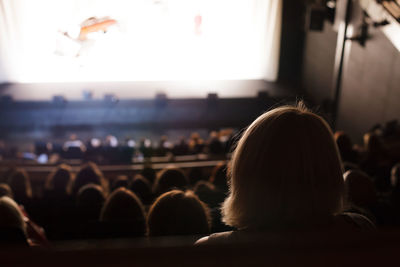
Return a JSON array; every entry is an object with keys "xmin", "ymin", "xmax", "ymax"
[{"xmin": 222, "ymin": 103, "xmax": 344, "ymax": 229}]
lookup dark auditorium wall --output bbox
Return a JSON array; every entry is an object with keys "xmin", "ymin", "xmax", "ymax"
[
  {"xmin": 278, "ymin": 0, "xmax": 306, "ymax": 85},
  {"xmin": 301, "ymin": 1, "xmax": 400, "ymax": 143},
  {"xmin": 336, "ymin": 27, "xmax": 400, "ymax": 142},
  {"xmin": 302, "ymin": 21, "xmax": 337, "ymax": 104}
]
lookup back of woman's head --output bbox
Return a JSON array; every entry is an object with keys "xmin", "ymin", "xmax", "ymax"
[
  {"xmin": 222, "ymin": 103, "xmax": 344, "ymax": 230},
  {"xmin": 100, "ymin": 188, "xmax": 145, "ymax": 223},
  {"xmin": 72, "ymin": 162, "xmax": 104, "ymax": 196},
  {"xmin": 344, "ymin": 170, "xmax": 376, "ymax": 207},
  {"xmin": 46, "ymin": 164, "xmax": 72, "ymax": 194},
  {"xmin": 8, "ymin": 169, "xmax": 32, "ymax": 203},
  {"xmin": 153, "ymin": 167, "xmax": 188, "ymax": 196},
  {"xmin": 147, "ymin": 190, "xmax": 210, "ymax": 236}
]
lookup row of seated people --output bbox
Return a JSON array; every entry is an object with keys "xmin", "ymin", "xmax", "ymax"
[
  {"xmin": 1, "ymin": 103, "xmax": 400, "ymax": 248},
  {"xmin": 0, "ymin": 130, "xmax": 235, "ymax": 164},
  {"xmin": 335, "ymin": 128, "xmax": 400, "ymax": 192},
  {"xmin": 333, "ymin": 126, "xmax": 400, "ymax": 226},
  {"xmin": 0, "ymin": 162, "xmax": 231, "ymax": 245}
]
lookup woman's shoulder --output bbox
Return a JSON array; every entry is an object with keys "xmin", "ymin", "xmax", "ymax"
[
  {"xmin": 195, "ymin": 231, "xmax": 236, "ymax": 245},
  {"xmin": 195, "ymin": 213, "xmax": 375, "ymax": 245},
  {"xmin": 334, "ymin": 212, "xmax": 376, "ymax": 230},
  {"xmin": 195, "ymin": 230, "xmax": 269, "ymax": 245}
]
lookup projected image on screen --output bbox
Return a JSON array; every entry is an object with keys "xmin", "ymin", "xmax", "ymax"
[{"xmin": 0, "ymin": 0, "xmax": 281, "ymax": 83}]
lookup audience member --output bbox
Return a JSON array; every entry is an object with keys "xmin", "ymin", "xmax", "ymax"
[
  {"xmin": 344, "ymin": 170, "xmax": 377, "ymax": 208},
  {"xmin": 154, "ymin": 135, "xmax": 172, "ymax": 156},
  {"xmin": 390, "ymin": 163, "xmax": 400, "ymax": 218},
  {"xmin": 153, "ymin": 167, "xmax": 189, "ymax": 196},
  {"xmin": 207, "ymin": 131, "xmax": 224, "ymax": 155},
  {"xmin": 99, "ymin": 188, "xmax": 146, "ymax": 238},
  {"xmin": 8, "ymin": 169, "xmax": 32, "ymax": 207},
  {"xmin": 4, "ymin": 102, "xmax": 400, "ymax": 246},
  {"xmin": 39, "ymin": 165, "xmax": 74, "ymax": 239},
  {"xmin": 76, "ymin": 184, "xmax": 106, "ymax": 224},
  {"xmin": 194, "ymin": 181, "xmax": 221, "ymax": 209},
  {"xmin": 361, "ymin": 132, "xmax": 392, "ymax": 188},
  {"xmin": 334, "ymin": 131, "xmax": 359, "ymax": 164},
  {"xmin": 209, "ymin": 162, "xmax": 229, "ymax": 195},
  {"xmin": 344, "ymin": 170, "xmax": 395, "ymax": 226},
  {"xmin": 64, "ymin": 134, "xmax": 86, "ymax": 151},
  {"xmin": 197, "ymin": 104, "xmax": 373, "ymax": 245},
  {"xmin": 129, "ymin": 175, "xmax": 153, "ymax": 206},
  {"xmin": 172, "ymin": 136, "xmax": 189, "ymax": 156},
  {"xmin": 139, "ymin": 138, "xmax": 153, "ymax": 158},
  {"xmin": 0, "ymin": 197, "xmax": 28, "ymax": 246},
  {"xmin": 63, "ymin": 134, "xmax": 86, "ymax": 159},
  {"xmin": 111, "ymin": 175, "xmax": 129, "ymax": 192},
  {"xmin": 188, "ymin": 132, "xmax": 205, "ymax": 154},
  {"xmin": 147, "ymin": 190, "xmax": 210, "ymax": 237},
  {"xmin": 0, "ymin": 184, "xmax": 13, "ymax": 198},
  {"xmin": 44, "ymin": 164, "xmax": 72, "ymax": 197},
  {"xmin": 71, "ymin": 162, "xmax": 107, "ymax": 196}
]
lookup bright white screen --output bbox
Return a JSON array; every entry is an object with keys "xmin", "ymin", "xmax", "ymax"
[{"xmin": 0, "ymin": 0, "xmax": 281, "ymax": 83}]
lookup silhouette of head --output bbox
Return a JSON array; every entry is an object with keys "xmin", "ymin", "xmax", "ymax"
[
  {"xmin": 46, "ymin": 164, "xmax": 72, "ymax": 194},
  {"xmin": 76, "ymin": 184, "xmax": 106, "ymax": 222},
  {"xmin": 0, "ymin": 184, "xmax": 13, "ymax": 199},
  {"xmin": 147, "ymin": 190, "xmax": 210, "ymax": 236},
  {"xmin": 153, "ymin": 167, "xmax": 188, "ymax": 196},
  {"xmin": 72, "ymin": 162, "xmax": 105, "ymax": 196},
  {"xmin": 100, "ymin": 188, "xmax": 145, "ymax": 223},
  {"xmin": 8, "ymin": 170, "xmax": 32, "ymax": 204},
  {"xmin": 344, "ymin": 170, "xmax": 376, "ymax": 207},
  {"xmin": 129, "ymin": 175, "xmax": 153, "ymax": 205},
  {"xmin": 222, "ymin": 103, "xmax": 344, "ymax": 230}
]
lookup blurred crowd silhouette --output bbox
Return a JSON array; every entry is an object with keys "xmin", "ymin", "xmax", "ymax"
[{"xmin": 1, "ymin": 104, "xmax": 400, "ymax": 249}]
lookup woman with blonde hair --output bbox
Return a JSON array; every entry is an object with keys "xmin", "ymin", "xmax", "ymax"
[{"xmin": 197, "ymin": 103, "xmax": 373, "ymax": 244}]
